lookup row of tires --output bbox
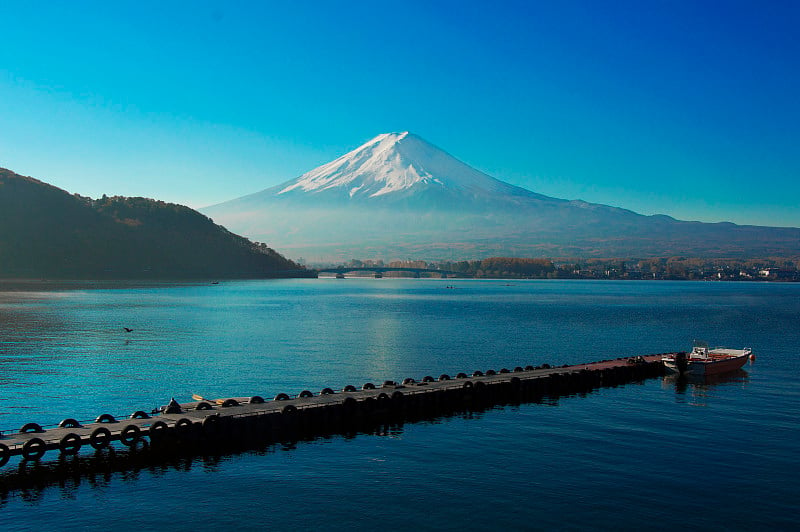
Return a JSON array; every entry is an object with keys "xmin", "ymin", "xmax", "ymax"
[
  {"xmin": 14, "ymin": 411, "xmax": 153, "ymax": 436},
  {"xmin": 181, "ymin": 368, "xmax": 546, "ymax": 412},
  {"xmin": 0, "ymin": 380, "xmax": 550, "ymax": 467},
  {"xmin": 2, "ymin": 390, "xmax": 421, "ymax": 467},
  {"xmin": 0, "ymin": 362, "xmax": 664, "ymax": 467},
  {"xmin": 190, "ymin": 361, "xmax": 650, "ymax": 413},
  {"xmin": 224, "ymin": 367, "xmax": 545, "ymax": 401},
  {"xmin": 0, "ymin": 403, "xmax": 326, "ymax": 466},
  {"xmin": 7, "ymin": 363, "xmax": 556, "ymax": 438},
  {"xmin": 0, "ymin": 418, "xmax": 200, "ymax": 467}
]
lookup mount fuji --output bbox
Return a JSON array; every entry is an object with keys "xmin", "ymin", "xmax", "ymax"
[
  {"xmin": 202, "ymin": 132, "xmax": 800, "ymax": 261},
  {"xmin": 273, "ymin": 132, "xmax": 548, "ymax": 206}
]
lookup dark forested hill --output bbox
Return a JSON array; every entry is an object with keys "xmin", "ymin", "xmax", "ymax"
[{"xmin": 0, "ymin": 168, "xmax": 306, "ymax": 279}]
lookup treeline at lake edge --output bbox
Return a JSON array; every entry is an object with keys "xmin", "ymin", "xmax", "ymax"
[{"xmin": 319, "ymin": 256, "xmax": 800, "ymax": 281}]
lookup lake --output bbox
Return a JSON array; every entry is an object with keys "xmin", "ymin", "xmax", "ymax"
[{"xmin": 0, "ymin": 279, "xmax": 798, "ymax": 530}]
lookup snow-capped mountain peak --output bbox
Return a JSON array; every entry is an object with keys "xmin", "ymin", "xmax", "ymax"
[
  {"xmin": 277, "ymin": 132, "xmax": 532, "ymax": 201},
  {"xmin": 199, "ymin": 132, "xmax": 800, "ymax": 262}
]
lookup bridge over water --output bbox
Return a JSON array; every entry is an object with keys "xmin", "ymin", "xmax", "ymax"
[{"xmin": 314, "ymin": 267, "xmax": 469, "ymax": 278}]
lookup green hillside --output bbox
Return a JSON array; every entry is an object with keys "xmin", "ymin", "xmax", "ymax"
[{"xmin": 0, "ymin": 168, "xmax": 307, "ymax": 279}]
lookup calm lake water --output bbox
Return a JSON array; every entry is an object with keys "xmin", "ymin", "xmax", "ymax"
[{"xmin": 0, "ymin": 279, "xmax": 798, "ymax": 530}]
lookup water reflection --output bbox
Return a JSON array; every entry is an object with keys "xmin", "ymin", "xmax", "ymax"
[
  {"xmin": 0, "ymin": 389, "xmax": 570, "ymax": 502},
  {"xmin": 663, "ymin": 369, "xmax": 750, "ymax": 406},
  {"xmin": 0, "ymin": 426, "xmax": 402, "ymax": 503}
]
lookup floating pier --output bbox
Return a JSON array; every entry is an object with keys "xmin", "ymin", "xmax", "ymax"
[{"xmin": 0, "ymin": 354, "xmax": 666, "ymax": 469}]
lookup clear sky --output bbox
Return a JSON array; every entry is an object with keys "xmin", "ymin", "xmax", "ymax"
[{"xmin": 1, "ymin": 1, "xmax": 798, "ymax": 227}]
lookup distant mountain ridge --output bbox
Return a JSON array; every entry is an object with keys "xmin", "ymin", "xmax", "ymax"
[
  {"xmin": 206, "ymin": 132, "xmax": 800, "ymax": 261},
  {"xmin": 0, "ymin": 168, "xmax": 304, "ymax": 279}
]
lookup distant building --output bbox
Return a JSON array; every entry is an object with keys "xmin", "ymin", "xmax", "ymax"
[{"xmin": 759, "ymin": 268, "xmax": 795, "ymax": 280}]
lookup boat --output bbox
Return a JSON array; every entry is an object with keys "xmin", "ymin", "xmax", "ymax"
[{"xmin": 662, "ymin": 342, "xmax": 752, "ymax": 376}]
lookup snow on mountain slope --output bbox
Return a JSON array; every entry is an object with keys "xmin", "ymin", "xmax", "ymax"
[
  {"xmin": 200, "ymin": 132, "xmax": 800, "ymax": 261},
  {"xmin": 271, "ymin": 132, "xmax": 548, "ymax": 204}
]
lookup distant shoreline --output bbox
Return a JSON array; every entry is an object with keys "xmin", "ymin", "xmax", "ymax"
[
  {"xmin": 313, "ymin": 274, "xmax": 798, "ymax": 282},
  {"xmin": 0, "ymin": 276, "xmax": 315, "ymax": 292},
  {"xmin": 1, "ymin": 276, "xmax": 796, "ymax": 293},
  {"xmin": 314, "ymin": 257, "xmax": 800, "ymax": 282}
]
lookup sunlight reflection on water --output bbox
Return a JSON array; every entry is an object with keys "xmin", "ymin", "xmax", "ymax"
[{"xmin": 0, "ymin": 280, "xmax": 798, "ymax": 529}]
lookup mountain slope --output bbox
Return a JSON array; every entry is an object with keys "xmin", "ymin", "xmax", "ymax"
[
  {"xmin": 0, "ymin": 168, "xmax": 305, "ymax": 279},
  {"xmin": 277, "ymin": 132, "xmax": 549, "ymax": 204},
  {"xmin": 202, "ymin": 133, "xmax": 800, "ymax": 261}
]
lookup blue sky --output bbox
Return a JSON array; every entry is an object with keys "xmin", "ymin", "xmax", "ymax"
[{"xmin": 1, "ymin": 0, "xmax": 798, "ymax": 227}]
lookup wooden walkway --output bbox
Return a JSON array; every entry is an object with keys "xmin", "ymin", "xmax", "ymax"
[{"xmin": 0, "ymin": 354, "xmax": 667, "ymax": 467}]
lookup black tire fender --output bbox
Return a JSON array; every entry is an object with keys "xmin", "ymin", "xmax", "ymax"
[
  {"xmin": 362, "ymin": 397, "xmax": 376, "ymax": 412},
  {"xmin": 19, "ymin": 422, "xmax": 44, "ymax": 434},
  {"xmin": 0, "ymin": 443, "xmax": 10, "ymax": 467},
  {"xmin": 342, "ymin": 396, "xmax": 357, "ymax": 410},
  {"xmin": 22, "ymin": 437, "xmax": 46, "ymax": 460},
  {"xmin": 90, "ymin": 427, "xmax": 111, "ymax": 450},
  {"xmin": 175, "ymin": 418, "xmax": 193, "ymax": 433},
  {"xmin": 120, "ymin": 425, "xmax": 141, "ymax": 446},
  {"xmin": 202, "ymin": 414, "xmax": 220, "ymax": 434},
  {"xmin": 148, "ymin": 420, "xmax": 169, "ymax": 440},
  {"xmin": 59, "ymin": 433, "xmax": 82, "ymax": 455}
]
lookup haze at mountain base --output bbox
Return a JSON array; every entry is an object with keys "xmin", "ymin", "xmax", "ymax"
[{"xmin": 202, "ymin": 133, "xmax": 800, "ymax": 262}]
